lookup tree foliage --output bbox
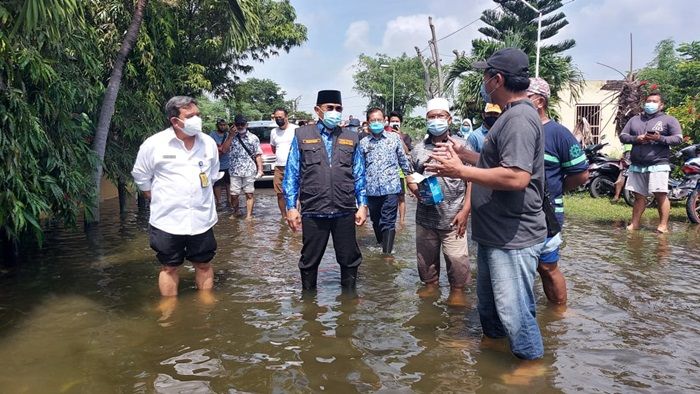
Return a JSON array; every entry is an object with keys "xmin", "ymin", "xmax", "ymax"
[
  {"xmin": 353, "ymin": 53, "xmax": 427, "ymax": 116},
  {"xmin": 637, "ymin": 40, "xmax": 700, "ymax": 142},
  {"xmin": 0, "ymin": 0, "xmax": 103, "ymax": 243},
  {"xmin": 480, "ymin": 0, "xmax": 574, "ymax": 54},
  {"xmin": 0, "ymin": 0, "xmax": 307, "ymax": 245},
  {"xmin": 446, "ymin": 2, "xmax": 583, "ymax": 122}
]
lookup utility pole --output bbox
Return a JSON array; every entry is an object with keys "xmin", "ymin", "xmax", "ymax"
[{"xmin": 428, "ymin": 16, "xmax": 443, "ymax": 97}]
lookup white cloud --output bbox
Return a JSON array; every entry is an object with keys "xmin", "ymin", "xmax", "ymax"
[{"xmin": 344, "ymin": 20, "xmax": 372, "ymax": 53}]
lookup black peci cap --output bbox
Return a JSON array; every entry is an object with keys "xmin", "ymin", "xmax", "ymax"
[
  {"xmin": 316, "ymin": 90, "xmax": 342, "ymax": 105},
  {"xmin": 472, "ymin": 47, "xmax": 530, "ymax": 77}
]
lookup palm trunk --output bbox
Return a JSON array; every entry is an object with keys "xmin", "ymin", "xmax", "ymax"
[{"xmin": 88, "ymin": 0, "xmax": 148, "ymax": 224}]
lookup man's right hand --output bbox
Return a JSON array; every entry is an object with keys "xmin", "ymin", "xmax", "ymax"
[{"xmin": 286, "ymin": 209, "xmax": 302, "ymax": 232}]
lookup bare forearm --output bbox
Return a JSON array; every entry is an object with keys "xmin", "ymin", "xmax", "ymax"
[
  {"xmin": 456, "ymin": 166, "xmax": 530, "ymax": 191},
  {"xmin": 459, "ymin": 150, "xmax": 480, "ymax": 166},
  {"xmin": 563, "ymin": 171, "xmax": 589, "ymax": 192}
]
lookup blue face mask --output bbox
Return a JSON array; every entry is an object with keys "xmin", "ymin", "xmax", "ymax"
[
  {"xmin": 427, "ymin": 119, "xmax": 449, "ymax": 136},
  {"xmin": 644, "ymin": 102, "xmax": 660, "ymax": 115},
  {"xmin": 322, "ymin": 110, "xmax": 342, "ymax": 128},
  {"xmin": 480, "ymin": 74, "xmax": 498, "ymax": 104},
  {"xmin": 460, "ymin": 125, "xmax": 471, "ymax": 134},
  {"xmin": 369, "ymin": 121, "xmax": 384, "ymax": 134}
]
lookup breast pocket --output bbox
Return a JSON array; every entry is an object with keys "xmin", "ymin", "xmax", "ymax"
[
  {"xmin": 337, "ymin": 147, "xmax": 354, "ymax": 167},
  {"xmin": 302, "ymin": 146, "xmax": 322, "ymax": 165}
]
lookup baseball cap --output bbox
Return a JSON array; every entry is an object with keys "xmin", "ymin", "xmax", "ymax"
[
  {"xmin": 484, "ymin": 103, "xmax": 502, "ymax": 114},
  {"xmin": 526, "ymin": 77, "xmax": 551, "ymax": 99},
  {"xmin": 472, "ymin": 47, "xmax": 530, "ymax": 77}
]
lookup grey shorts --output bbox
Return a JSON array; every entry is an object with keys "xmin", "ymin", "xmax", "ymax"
[{"xmin": 625, "ymin": 171, "xmax": 669, "ymax": 196}]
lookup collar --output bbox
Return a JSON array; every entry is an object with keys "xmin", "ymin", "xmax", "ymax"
[
  {"xmin": 641, "ymin": 111, "xmax": 663, "ymax": 120},
  {"xmin": 424, "ymin": 134, "xmax": 448, "ymax": 146},
  {"xmin": 503, "ymin": 98, "xmax": 534, "ymax": 112},
  {"xmin": 370, "ymin": 131, "xmax": 386, "ymax": 140}
]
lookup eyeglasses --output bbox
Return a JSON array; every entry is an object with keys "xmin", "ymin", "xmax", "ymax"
[{"xmin": 322, "ymin": 105, "xmax": 343, "ymax": 112}]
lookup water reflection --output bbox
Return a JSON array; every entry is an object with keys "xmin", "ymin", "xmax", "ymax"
[{"xmin": 0, "ymin": 191, "xmax": 699, "ymax": 392}]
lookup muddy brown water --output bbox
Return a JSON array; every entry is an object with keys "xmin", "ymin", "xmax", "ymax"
[{"xmin": 0, "ymin": 188, "xmax": 698, "ymax": 393}]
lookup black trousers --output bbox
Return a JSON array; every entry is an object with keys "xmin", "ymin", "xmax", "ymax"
[{"xmin": 299, "ymin": 214, "xmax": 362, "ymax": 271}]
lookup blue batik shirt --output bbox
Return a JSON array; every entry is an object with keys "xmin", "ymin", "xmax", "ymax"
[
  {"xmin": 359, "ymin": 131, "xmax": 412, "ymax": 196},
  {"xmin": 283, "ymin": 122, "xmax": 367, "ymax": 217}
]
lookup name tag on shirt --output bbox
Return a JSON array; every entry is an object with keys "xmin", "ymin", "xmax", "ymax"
[
  {"xmin": 338, "ymin": 138, "xmax": 354, "ymax": 146},
  {"xmin": 163, "ymin": 154, "xmax": 176, "ymax": 159},
  {"xmin": 303, "ymin": 138, "xmax": 320, "ymax": 144}
]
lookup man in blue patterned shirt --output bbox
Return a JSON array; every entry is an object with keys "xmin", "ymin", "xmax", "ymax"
[
  {"xmin": 359, "ymin": 107, "xmax": 412, "ymax": 254},
  {"xmin": 282, "ymin": 90, "xmax": 368, "ymax": 292}
]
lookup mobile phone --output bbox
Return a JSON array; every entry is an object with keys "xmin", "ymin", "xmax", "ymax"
[{"xmin": 646, "ymin": 130, "xmax": 658, "ymax": 135}]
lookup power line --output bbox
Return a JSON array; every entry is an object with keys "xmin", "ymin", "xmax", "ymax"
[{"xmin": 419, "ymin": 4, "xmax": 503, "ymax": 53}]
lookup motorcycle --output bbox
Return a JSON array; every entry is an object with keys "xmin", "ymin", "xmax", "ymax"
[
  {"xmin": 585, "ymin": 142, "xmax": 625, "ymax": 198},
  {"xmin": 678, "ymin": 144, "xmax": 700, "ymax": 223}
]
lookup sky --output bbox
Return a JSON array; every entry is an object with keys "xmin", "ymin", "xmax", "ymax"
[{"xmin": 248, "ymin": 0, "xmax": 700, "ymax": 118}]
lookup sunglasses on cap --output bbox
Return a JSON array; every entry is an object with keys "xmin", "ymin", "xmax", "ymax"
[{"xmin": 321, "ymin": 104, "xmax": 343, "ymax": 112}]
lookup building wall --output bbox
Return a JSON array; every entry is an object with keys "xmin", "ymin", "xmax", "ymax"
[{"xmin": 554, "ymin": 80, "xmax": 623, "ymax": 157}]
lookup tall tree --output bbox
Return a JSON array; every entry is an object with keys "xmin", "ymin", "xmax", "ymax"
[
  {"xmin": 479, "ymin": 0, "xmax": 574, "ymax": 55},
  {"xmin": 446, "ymin": 1, "xmax": 583, "ymax": 121},
  {"xmin": 353, "ymin": 53, "xmax": 427, "ymax": 116},
  {"xmin": 89, "ymin": 0, "xmax": 148, "ymax": 224}
]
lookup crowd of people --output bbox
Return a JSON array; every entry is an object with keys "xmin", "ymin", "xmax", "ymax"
[{"xmin": 131, "ymin": 47, "xmax": 683, "ymax": 361}]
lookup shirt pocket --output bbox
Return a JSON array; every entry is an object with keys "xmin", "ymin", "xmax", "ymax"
[
  {"xmin": 337, "ymin": 147, "xmax": 354, "ymax": 167},
  {"xmin": 302, "ymin": 146, "xmax": 323, "ymax": 165}
]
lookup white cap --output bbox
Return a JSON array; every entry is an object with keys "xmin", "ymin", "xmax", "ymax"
[{"xmin": 427, "ymin": 97, "xmax": 450, "ymax": 113}]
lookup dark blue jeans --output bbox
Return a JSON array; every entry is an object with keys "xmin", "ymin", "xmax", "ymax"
[{"xmin": 367, "ymin": 194, "xmax": 399, "ymax": 241}]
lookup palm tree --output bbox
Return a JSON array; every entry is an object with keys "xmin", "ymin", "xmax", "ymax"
[{"xmin": 446, "ymin": 32, "xmax": 584, "ymax": 120}]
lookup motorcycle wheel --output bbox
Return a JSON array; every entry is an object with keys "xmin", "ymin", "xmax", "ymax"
[
  {"xmin": 686, "ymin": 190, "xmax": 700, "ymax": 224},
  {"xmin": 589, "ymin": 176, "xmax": 615, "ymax": 198},
  {"xmin": 623, "ymin": 189, "xmax": 656, "ymax": 208}
]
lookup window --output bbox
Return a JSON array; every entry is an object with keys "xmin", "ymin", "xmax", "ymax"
[{"xmin": 576, "ymin": 104, "xmax": 601, "ymax": 144}]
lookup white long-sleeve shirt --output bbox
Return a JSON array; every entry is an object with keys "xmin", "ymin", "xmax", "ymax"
[{"xmin": 131, "ymin": 128, "xmax": 221, "ymax": 235}]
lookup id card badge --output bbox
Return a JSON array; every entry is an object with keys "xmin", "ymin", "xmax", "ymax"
[
  {"xmin": 198, "ymin": 161, "xmax": 209, "ymax": 188},
  {"xmin": 199, "ymin": 172, "xmax": 209, "ymax": 188}
]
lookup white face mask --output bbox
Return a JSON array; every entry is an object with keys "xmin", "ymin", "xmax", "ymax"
[{"xmin": 180, "ymin": 115, "xmax": 202, "ymax": 136}]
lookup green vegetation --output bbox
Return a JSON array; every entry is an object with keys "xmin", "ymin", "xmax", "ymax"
[
  {"xmin": 564, "ymin": 195, "xmax": 688, "ymax": 223},
  {"xmin": 0, "ymin": 0, "xmax": 307, "ymax": 246},
  {"xmin": 446, "ymin": 0, "xmax": 583, "ymax": 122}
]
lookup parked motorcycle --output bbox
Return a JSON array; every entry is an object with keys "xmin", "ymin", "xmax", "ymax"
[
  {"xmin": 678, "ymin": 144, "xmax": 700, "ymax": 223},
  {"xmin": 586, "ymin": 142, "xmax": 625, "ymax": 198}
]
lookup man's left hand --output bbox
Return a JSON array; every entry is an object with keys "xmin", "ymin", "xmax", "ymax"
[
  {"xmin": 451, "ymin": 210, "xmax": 469, "ymax": 238},
  {"xmin": 646, "ymin": 132, "xmax": 661, "ymax": 142},
  {"xmin": 426, "ymin": 143, "xmax": 465, "ymax": 179},
  {"xmin": 355, "ymin": 206, "xmax": 367, "ymax": 226}
]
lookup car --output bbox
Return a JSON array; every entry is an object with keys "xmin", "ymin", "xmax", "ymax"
[{"xmin": 247, "ymin": 120, "xmax": 277, "ymax": 182}]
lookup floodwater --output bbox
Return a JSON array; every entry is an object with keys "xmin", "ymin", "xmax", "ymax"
[{"xmin": 0, "ymin": 188, "xmax": 699, "ymax": 393}]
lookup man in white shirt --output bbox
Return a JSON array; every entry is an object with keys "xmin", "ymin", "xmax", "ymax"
[
  {"xmin": 270, "ymin": 107, "xmax": 298, "ymax": 218},
  {"xmin": 131, "ymin": 96, "xmax": 221, "ymax": 297}
]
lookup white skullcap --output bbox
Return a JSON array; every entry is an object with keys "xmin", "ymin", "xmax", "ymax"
[{"xmin": 427, "ymin": 97, "xmax": 450, "ymax": 113}]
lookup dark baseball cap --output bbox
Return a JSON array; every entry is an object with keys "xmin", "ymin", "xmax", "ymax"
[
  {"xmin": 234, "ymin": 114, "xmax": 247, "ymax": 124},
  {"xmin": 472, "ymin": 47, "xmax": 530, "ymax": 77}
]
